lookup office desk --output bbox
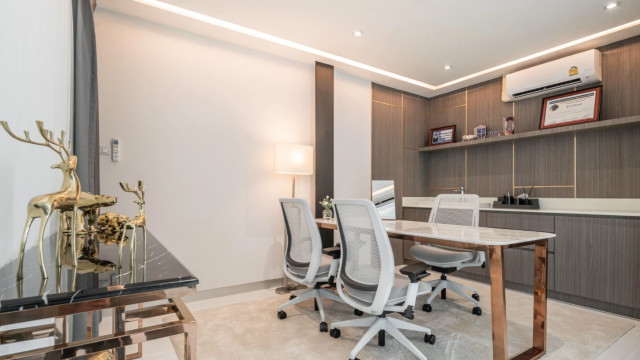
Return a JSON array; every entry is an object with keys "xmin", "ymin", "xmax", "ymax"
[
  {"xmin": 316, "ymin": 218, "xmax": 555, "ymax": 360},
  {"xmin": 0, "ymin": 232, "xmax": 198, "ymax": 360}
]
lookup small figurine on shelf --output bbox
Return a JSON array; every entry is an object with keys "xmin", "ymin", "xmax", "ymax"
[
  {"xmin": 319, "ymin": 196, "xmax": 333, "ymax": 220},
  {"xmin": 503, "ymin": 116, "xmax": 515, "ymax": 135}
]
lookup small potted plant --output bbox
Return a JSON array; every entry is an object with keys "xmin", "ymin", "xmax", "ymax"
[{"xmin": 319, "ymin": 196, "xmax": 333, "ymax": 220}]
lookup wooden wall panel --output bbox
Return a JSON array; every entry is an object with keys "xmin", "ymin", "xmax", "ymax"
[
  {"xmin": 402, "ymin": 208, "xmax": 431, "ymax": 262},
  {"xmin": 403, "ymin": 150, "xmax": 429, "ymax": 197},
  {"xmin": 599, "ymin": 36, "xmax": 640, "ymax": 120},
  {"xmin": 576, "ymin": 124, "xmax": 640, "ymax": 198},
  {"xmin": 427, "ymin": 106, "xmax": 466, "ymax": 143},
  {"xmin": 466, "ymin": 142, "xmax": 512, "ymax": 197},
  {"xmin": 513, "ymin": 88, "xmax": 568, "ymax": 133},
  {"xmin": 428, "ymin": 89, "xmax": 466, "ymax": 114},
  {"xmin": 315, "ymin": 63, "xmax": 334, "ymax": 247},
  {"xmin": 514, "ymin": 134, "xmax": 574, "ymax": 198},
  {"xmin": 372, "ymin": 83, "xmax": 403, "ymax": 106},
  {"xmin": 371, "ymin": 101, "xmax": 403, "ymax": 217},
  {"xmin": 403, "ymin": 94, "xmax": 429, "ymax": 149},
  {"xmin": 467, "ymin": 78, "xmax": 513, "ymax": 135},
  {"xmin": 426, "ymin": 149, "xmax": 465, "ymax": 196},
  {"xmin": 555, "ymin": 216, "xmax": 640, "ymax": 308},
  {"xmin": 379, "ymin": 36, "xmax": 640, "ymax": 201}
]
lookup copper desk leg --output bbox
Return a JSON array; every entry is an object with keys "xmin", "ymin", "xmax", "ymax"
[
  {"xmin": 532, "ymin": 241, "xmax": 548, "ymax": 352},
  {"xmin": 113, "ymin": 306, "xmax": 126, "ymax": 360},
  {"xmin": 173, "ymin": 298, "xmax": 197, "ymax": 360},
  {"xmin": 489, "ymin": 246, "xmax": 508, "ymax": 360}
]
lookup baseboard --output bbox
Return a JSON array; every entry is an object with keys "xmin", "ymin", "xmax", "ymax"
[{"xmin": 182, "ymin": 278, "xmax": 283, "ymax": 303}]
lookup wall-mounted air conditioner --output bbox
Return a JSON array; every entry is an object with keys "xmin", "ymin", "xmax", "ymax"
[{"xmin": 502, "ymin": 49, "xmax": 602, "ymax": 102}]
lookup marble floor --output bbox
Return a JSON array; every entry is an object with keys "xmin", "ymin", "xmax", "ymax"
[{"xmin": 100, "ymin": 275, "xmax": 640, "ymax": 360}]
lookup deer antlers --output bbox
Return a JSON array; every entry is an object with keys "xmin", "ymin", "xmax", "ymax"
[
  {"xmin": 0, "ymin": 121, "xmax": 72, "ymax": 160},
  {"xmin": 119, "ymin": 179, "xmax": 145, "ymax": 202}
]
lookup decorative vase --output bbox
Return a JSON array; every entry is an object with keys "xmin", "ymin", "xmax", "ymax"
[{"xmin": 322, "ymin": 209, "xmax": 332, "ymax": 220}]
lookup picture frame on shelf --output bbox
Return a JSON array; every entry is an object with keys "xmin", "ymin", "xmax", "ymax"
[
  {"xmin": 540, "ymin": 86, "xmax": 602, "ymax": 129},
  {"xmin": 428, "ymin": 125, "xmax": 456, "ymax": 146}
]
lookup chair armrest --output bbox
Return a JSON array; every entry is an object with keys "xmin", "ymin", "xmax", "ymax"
[
  {"xmin": 322, "ymin": 247, "xmax": 341, "ymax": 259},
  {"xmin": 399, "ymin": 263, "xmax": 430, "ymax": 283}
]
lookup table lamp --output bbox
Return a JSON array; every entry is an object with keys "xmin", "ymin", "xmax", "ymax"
[
  {"xmin": 274, "ymin": 143, "xmax": 313, "ymax": 294},
  {"xmin": 274, "ymin": 143, "xmax": 314, "ymax": 197}
]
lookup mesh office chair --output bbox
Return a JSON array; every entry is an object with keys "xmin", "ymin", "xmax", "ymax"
[
  {"xmin": 277, "ymin": 198, "xmax": 343, "ymax": 332},
  {"xmin": 330, "ymin": 199, "xmax": 435, "ymax": 360},
  {"xmin": 410, "ymin": 194, "xmax": 484, "ymax": 315}
]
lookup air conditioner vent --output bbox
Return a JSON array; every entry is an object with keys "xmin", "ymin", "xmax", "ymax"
[
  {"xmin": 512, "ymin": 78, "xmax": 583, "ymax": 98},
  {"xmin": 502, "ymin": 49, "xmax": 602, "ymax": 102}
]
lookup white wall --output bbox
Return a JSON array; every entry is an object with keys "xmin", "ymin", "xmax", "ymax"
[
  {"xmin": 0, "ymin": 1, "xmax": 72, "ymax": 354},
  {"xmin": 95, "ymin": 10, "xmax": 315, "ymax": 290},
  {"xmin": 334, "ymin": 71, "xmax": 372, "ymax": 200},
  {"xmin": 0, "ymin": 1, "xmax": 73, "ymax": 268}
]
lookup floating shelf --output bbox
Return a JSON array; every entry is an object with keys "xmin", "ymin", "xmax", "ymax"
[{"xmin": 418, "ymin": 115, "xmax": 640, "ymax": 153}]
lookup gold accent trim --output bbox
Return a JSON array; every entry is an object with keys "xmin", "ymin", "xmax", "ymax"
[
  {"xmin": 371, "ymin": 99, "xmax": 402, "ymax": 108},
  {"xmin": 513, "ymin": 185, "xmax": 575, "ymax": 188},
  {"xmin": 427, "ymin": 103, "xmax": 467, "ymax": 116},
  {"xmin": 573, "ymin": 133, "xmax": 577, "ymax": 198}
]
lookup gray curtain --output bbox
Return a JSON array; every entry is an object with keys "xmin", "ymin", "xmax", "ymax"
[
  {"xmin": 72, "ymin": 0, "xmax": 99, "ymax": 194},
  {"xmin": 71, "ymin": 0, "xmax": 100, "ymax": 343}
]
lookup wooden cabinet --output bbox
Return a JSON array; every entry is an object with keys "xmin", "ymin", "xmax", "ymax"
[
  {"xmin": 486, "ymin": 212, "xmax": 555, "ymax": 251},
  {"xmin": 554, "ymin": 216, "xmax": 640, "ymax": 309}
]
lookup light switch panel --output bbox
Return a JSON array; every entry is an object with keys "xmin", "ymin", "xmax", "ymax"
[{"xmin": 99, "ymin": 146, "xmax": 109, "ymax": 156}]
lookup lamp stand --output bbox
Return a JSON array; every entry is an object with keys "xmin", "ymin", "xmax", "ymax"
[{"xmin": 275, "ymin": 174, "xmax": 307, "ymax": 295}]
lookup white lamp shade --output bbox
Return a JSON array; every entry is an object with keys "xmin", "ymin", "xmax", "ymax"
[{"xmin": 274, "ymin": 143, "xmax": 314, "ymax": 175}]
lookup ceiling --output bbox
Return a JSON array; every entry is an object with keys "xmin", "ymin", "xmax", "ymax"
[{"xmin": 98, "ymin": 0, "xmax": 640, "ymax": 97}]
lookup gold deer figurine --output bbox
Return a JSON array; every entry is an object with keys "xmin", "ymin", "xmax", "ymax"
[
  {"xmin": 1, "ymin": 121, "xmax": 82, "ymax": 280},
  {"xmin": 118, "ymin": 179, "xmax": 147, "ymax": 270}
]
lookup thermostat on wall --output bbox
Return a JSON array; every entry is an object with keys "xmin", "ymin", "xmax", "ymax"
[{"xmin": 111, "ymin": 139, "xmax": 119, "ymax": 162}]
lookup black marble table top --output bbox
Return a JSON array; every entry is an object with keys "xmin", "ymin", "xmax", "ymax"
[{"xmin": 0, "ymin": 231, "xmax": 198, "ymax": 313}]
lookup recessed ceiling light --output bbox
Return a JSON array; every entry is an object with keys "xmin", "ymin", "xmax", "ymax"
[
  {"xmin": 353, "ymin": 30, "xmax": 363, "ymax": 37},
  {"xmin": 605, "ymin": 2, "xmax": 620, "ymax": 10},
  {"xmin": 444, "ymin": 65, "xmax": 452, "ymax": 70}
]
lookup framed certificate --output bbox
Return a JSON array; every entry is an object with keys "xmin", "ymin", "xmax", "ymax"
[
  {"xmin": 428, "ymin": 125, "xmax": 456, "ymax": 146},
  {"xmin": 540, "ymin": 86, "xmax": 602, "ymax": 129}
]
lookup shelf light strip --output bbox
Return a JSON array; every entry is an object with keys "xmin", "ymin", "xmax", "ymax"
[
  {"xmin": 436, "ymin": 18, "xmax": 640, "ymax": 89},
  {"xmin": 132, "ymin": 0, "xmax": 640, "ymax": 91},
  {"xmin": 131, "ymin": 0, "xmax": 436, "ymax": 90}
]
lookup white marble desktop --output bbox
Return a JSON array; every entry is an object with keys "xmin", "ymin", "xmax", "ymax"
[
  {"xmin": 317, "ymin": 218, "xmax": 555, "ymax": 246},
  {"xmin": 403, "ymin": 197, "xmax": 640, "ymax": 217}
]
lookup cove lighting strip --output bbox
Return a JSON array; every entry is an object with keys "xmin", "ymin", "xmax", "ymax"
[{"xmin": 132, "ymin": 0, "xmax": 640, "ymax": 91}]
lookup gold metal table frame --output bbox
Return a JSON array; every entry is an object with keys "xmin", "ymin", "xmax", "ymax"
[
  {"xmin": 0, "ymin": 286, "xmax": 197, "ymax": 360},
  {"xmin": 318, "ymin": 220, "xmax": 549, "ymax": 360}
]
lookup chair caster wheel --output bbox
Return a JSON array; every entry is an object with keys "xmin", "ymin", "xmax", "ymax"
[
  {"xmin": 289, "ymin": 294, "xmax": 296, "ymax": 300},
  {"xmin": 354, "ymin": 309, "xmax": 364, "ymax": 316},
  {"xmin": 472, "ymin": 293, "xmax": 480, "ymax": 301},
  {"xmin": 330, "ymin": 328, "xmax": 341, "ymax": 338},
  {"xmin": 424, "ymin": 334, "xmax": 436, "ymax": 345},
  {"xmin": 472, "ymin": 307, "xmax": 482, "ymax": 316},
  {"xmin": 320, "ymin": 322, "xmax": 328, "ymax": 332},
  {"xmin": 277, "ymin": 310, "xmax": 287, "ymax": 320},
  {"xmin": 422, "ymin": 304, "xmax": 432, "ymax": 312}
]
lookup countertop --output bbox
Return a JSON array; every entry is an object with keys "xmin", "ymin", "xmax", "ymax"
[
  {"xmin": 403, "ymin": 197, "xmax": 640, "ymax": 218},
  {"xmin": 0, "ymin": 231, "xmax": 198, "ymax": 313},
  {"xmin": 316, "ymin": 218, "xmax": 555, "ymax": 245}
]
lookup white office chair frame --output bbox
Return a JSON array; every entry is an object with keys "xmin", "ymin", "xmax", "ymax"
[
  {"xmin": 277, "ymin": 198, "xmax": 343, "ymax": 332},
  {"xmin": 330, "ymin": 199, "xmax": 435, "ymax": 360},
  {"xmin": 414, "ymin": 194, "xmax": 484, "ymax": 315}
]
